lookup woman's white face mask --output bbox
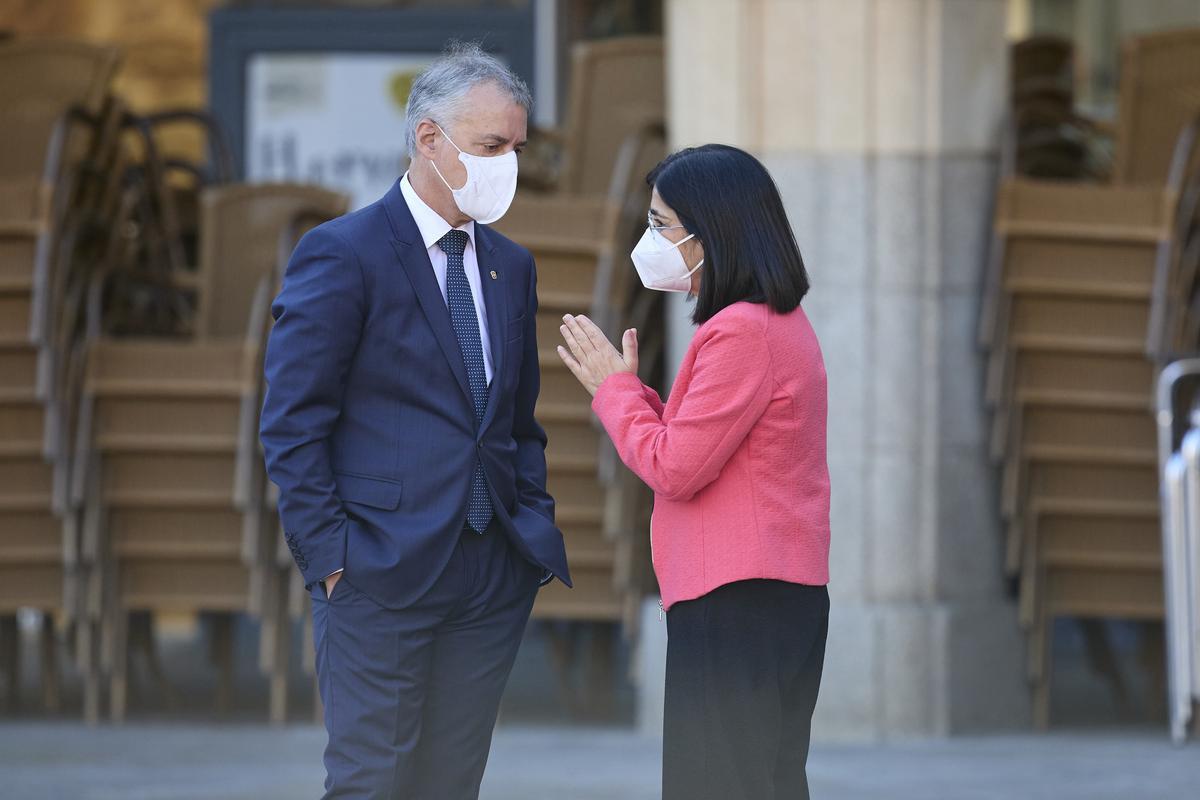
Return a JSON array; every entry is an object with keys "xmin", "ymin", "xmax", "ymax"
[
  {"xmin": 429, "ymin": 123, "xmax": 518, "ymax": 224},
  {"xmin": 631, "ymin": 219, "xmax": 704, "ymax": 293}
]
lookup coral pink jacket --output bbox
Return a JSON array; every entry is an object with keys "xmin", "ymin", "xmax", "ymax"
[{"xmin": 592, "ymin": 301, "xmax": 830, "ymax": 611}]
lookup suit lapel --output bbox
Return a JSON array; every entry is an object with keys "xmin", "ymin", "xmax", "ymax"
[
  {"xmin": 390, "ymin": 236, "xmax": 473, "ymax": 407},
  {"xmin": 475, "ymin": 227, "xmax": 508, "ymax": 433}
]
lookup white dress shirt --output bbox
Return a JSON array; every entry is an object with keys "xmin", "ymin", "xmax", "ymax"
[{"xmin": 399, "ymin": 172, "xmax": 494, "ymax": 385}]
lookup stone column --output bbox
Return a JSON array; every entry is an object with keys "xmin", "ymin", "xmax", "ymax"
[{"xmin": 661, "ymin": 0, "xmax": 1030, "ymax": 739}]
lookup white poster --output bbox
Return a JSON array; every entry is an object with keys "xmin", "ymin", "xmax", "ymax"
[{"xmin": 246, "ymin": 52, "xmax": 433, "ymax": 210}]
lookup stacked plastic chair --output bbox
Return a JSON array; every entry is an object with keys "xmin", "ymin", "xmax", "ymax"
[
  {"xmin": 495, "ymin": 37, "xmax": 666, "ymax": 630},
  {"xmin": 980, "ymin": 29, "xmax": 1200, "ymax": 727},
  {"xmin": 72, "ymin": 183, "xmax": 347, "ymax": 721},
  {"xmin": 0, "ymin": 38, "xmax": 121, "ymax": 714}
]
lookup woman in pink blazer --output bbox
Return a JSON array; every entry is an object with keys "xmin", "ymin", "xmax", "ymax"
[{"xmin": 558, "ymin": 144, "xmax": 830, "ymax": 800}]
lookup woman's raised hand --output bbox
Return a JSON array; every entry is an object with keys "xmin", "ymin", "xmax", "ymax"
[{"xmin": 556, "ymin": 314, "xmax": 638, "ymax": 397}]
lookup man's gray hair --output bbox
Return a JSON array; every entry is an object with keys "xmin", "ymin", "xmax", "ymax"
[{"xmin": 404, "ymin": 41, "xmax": 532, "ymax": 158}]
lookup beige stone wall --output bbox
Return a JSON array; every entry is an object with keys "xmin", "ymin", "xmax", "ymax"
[{"xmin": 665, "ymin": 0, "xmax": 1004, "ymax": 156}]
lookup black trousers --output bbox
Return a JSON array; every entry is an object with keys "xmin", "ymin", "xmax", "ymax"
[
  {"xmin": 311, "ymin": 521, "xmax": 542, "ymax": 800},
  {"xmin": 663, "ymin": 579, "xmax": 829, "ymax": 800}
]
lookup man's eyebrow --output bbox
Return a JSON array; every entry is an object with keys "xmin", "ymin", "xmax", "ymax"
[{"xmin": 479, "ymin": 132, "xmax": 509, "ymax": 142}]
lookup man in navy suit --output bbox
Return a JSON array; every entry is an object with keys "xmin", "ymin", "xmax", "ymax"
[{"xmin": 260, "ymin": 42, "xmax": 570, "ymax": 799}]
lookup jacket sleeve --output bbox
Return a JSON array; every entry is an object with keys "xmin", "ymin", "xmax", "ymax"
[
  {"xmin": 259, "ymin": 226, "xmax": 365, "ymax": 586},
  {"xmin": 591, "ymin": 320, "xmax": 773, "ymax": 502},
  {"xmin": 511, "ymin": 254, "xmax": 555, "ymax": 524},
  {"xmin": 641, "ymin": 384, "xmax": 665, "ymax": 418}
]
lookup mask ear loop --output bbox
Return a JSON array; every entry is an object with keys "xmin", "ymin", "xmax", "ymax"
[
  {"xmin": 430, "ymin": 122, "xmax": 468, "ymax": 191},
  {"xmin": 661, "ymin": 231, "xmax": 703, "ymax": 277},
  {"xmin": 676, "ymin": 233, "xmax": 703, "ymax": 277}
]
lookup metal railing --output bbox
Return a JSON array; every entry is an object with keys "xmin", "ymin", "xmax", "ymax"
[{"xmin": 1155, "ymin": 358, "xmax": 1200, "ymax": 743}]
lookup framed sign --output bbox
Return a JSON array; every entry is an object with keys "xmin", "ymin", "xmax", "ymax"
[{"xmin": 209, "ymin": 5, "xmax": 535, "ymax": 208}]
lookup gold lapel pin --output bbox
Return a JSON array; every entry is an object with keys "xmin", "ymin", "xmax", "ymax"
[{"xmin": 490, "ymin": 270, "xmax": 498, "ymax": 280}]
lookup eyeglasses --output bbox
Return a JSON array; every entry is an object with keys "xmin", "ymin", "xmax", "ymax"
[{"xmin": 647, "ymin": 212, "xmax": 685, "ymax": 232}]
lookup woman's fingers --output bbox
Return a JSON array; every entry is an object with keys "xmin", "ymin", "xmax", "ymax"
[
  {"xmin": 575, "ymin": 315, "xmax": 615, "ymax": 355},
  {"xmin": 559, "ymin": 320, "xmax": 589, "ymax": 363},
  {"xmin": 566, "ymin": 314, "xmax": 621, "ymax": 372},
  {"xmin": 556, "ymin": 345, "xmax": 585, "ymax": 382},
  {"xmin": 562, "ymin": 315, "xmax": 592, "ymax": 353},
  {"xmin": 561, "ymin": 315, "xmax": 600, "ymax": 364}
]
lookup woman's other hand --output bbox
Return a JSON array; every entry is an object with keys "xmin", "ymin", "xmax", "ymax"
[{"xmin": 557, "ymin": 314, "xmax": 638, "ymax": 397}]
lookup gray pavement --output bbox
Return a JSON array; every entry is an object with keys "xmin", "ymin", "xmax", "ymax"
[{"xmin": 1, "ymin": 722, "xmax": 1198, "ymax": 800}]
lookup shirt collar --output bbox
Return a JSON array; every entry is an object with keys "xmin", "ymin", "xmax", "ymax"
[{"xmin": 399, "ymin": 172, "xmax": 475, "ymax": 252}]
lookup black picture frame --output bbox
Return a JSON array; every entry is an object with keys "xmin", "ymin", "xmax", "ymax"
[{"xmin": 208, "ymin": 4, "xmax": 537, "ymax": 178}]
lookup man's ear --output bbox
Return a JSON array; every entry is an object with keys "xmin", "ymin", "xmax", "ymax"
[{"xmin": 414, "ymin": 119, "xmax": 440, "ymax": 160}]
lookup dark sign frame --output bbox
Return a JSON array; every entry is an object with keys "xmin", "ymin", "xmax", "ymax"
[{"xmin": 208, "ymin": 4, "xmax": 536, "ymax": 178}]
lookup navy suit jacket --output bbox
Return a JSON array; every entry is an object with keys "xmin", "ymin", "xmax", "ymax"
[{"xmin": 260, "ymin": 180, "xmax": 571, "ymax": 609}]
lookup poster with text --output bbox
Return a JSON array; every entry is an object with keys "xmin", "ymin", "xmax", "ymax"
[{"xmin": 246, "ymin": 52, "xmax": 433, "ymax": 210}]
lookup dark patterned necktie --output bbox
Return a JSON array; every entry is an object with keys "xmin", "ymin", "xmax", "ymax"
[{"xmin": 438, "ymin": 229, "xmax": 493, "ymax": 533}]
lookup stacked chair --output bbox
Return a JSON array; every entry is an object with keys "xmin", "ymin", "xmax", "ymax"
[
  {"xmin": 493, "ymin": 36, "xmax": 666, "ymax": 635},
  {"xmin": 0, "ymin": 34, "xmax": 348, "ymax": 723},
  {"xmin": 0, "ymin": 38, "xmax": 121, "ymax": 713},
  {"xmin": 980, "ymin": 29, "xmax": 1200, "ymax": 727},
  {"xmin": 2, "ymin": 31, "xmax": 667, "ymax": 721},
  {"xmin": 489, "ymin": 35, "xmax": 665, "ymax": 711},
  {"xmin": 72, "ymin": 183, "xmax": 347, "ymax": 722}
]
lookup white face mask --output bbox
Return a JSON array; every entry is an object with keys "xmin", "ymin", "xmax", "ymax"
[
  {"xmin": 631, "ymin": 225, "xmax": 704, "ymax": 293},
  {"xmin": 429, "ymin": 123, "xmax": 519, "ymax": 224}
]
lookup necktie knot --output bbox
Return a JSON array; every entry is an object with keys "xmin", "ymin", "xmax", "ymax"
[{"xmin": 438, "ymin": 229, "xmax": 469, "ymax": 256}]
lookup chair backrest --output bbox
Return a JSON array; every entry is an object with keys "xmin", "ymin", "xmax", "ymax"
[
  {"xmin": 557, "ymin": 36, "xmax": 664, "ymax": 197},
  {"xmin": 1114, "ymin": 29, "xmax": 1200, "ymax": 186},
  {"xmin": 196, "ymin": 183, "xmax": 348, "ymax": 339},
  {"xmin": 0, "ymin": 38, "xmax": 120, "ymax": 219}
]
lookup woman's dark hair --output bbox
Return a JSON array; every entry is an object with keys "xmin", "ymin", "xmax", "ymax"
[{"xmin": 647, "ymin": 144, "xmax": 810, "ymax": 325}]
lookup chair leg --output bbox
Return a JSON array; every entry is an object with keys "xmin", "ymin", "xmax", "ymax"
[
  {"xmin": 109, "ymin": 610, "xmax": 129, "ymax": 724},
  {"xmin": 269, "ymin": 652, "xmax": 289, "ymax": 724},
  {"xmin": 1138, "ymin": 621, "xmax": 1167, "ymax": 720},
  {"xmin": 1080, "ymin": 620, "xmax": 1128, "ymax": 713},
  {"xmin": 302, "ymin": 606, "xmax": 322, "ymax": 724},
  {"xmin": 39, "ymin": 612, "xmax": 61, "ymax": 714},
  {"xmin": 0, "ymin": 614, "xmax": 19, "ymax": 714},
  {"xmin": 1032, "ymin": 616, "xmax": 1054, "ymax": 730},
  {"xmin": 269, "ymin": 585, "xmax": 292, "ymax": 726},
  {"xmin": 209, "ymin": 613, "xmax": 235, "ymax": 716},
  {"xmin": 545, "ymin": 621, "xmax": 583, "ymax": 716},
  {"xmin": 585, "ymin": 623, "xmax": 616, "ymax": 718},
  {"xmin": 131, "ymin": 612, "xmax": 173, "ymax": 711},
  {"xmin": 80, "ymin": 620, "xmax": 101, "ymax": 726}
]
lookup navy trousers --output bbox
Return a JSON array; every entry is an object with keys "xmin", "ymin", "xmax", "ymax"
[
  {"xmin": 311, "ymin": 521, "xmax": 541, "ymax": 799},
  {"xmin": 663, "ymin": 580, "xmax": 829, "ymax": 800}
]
